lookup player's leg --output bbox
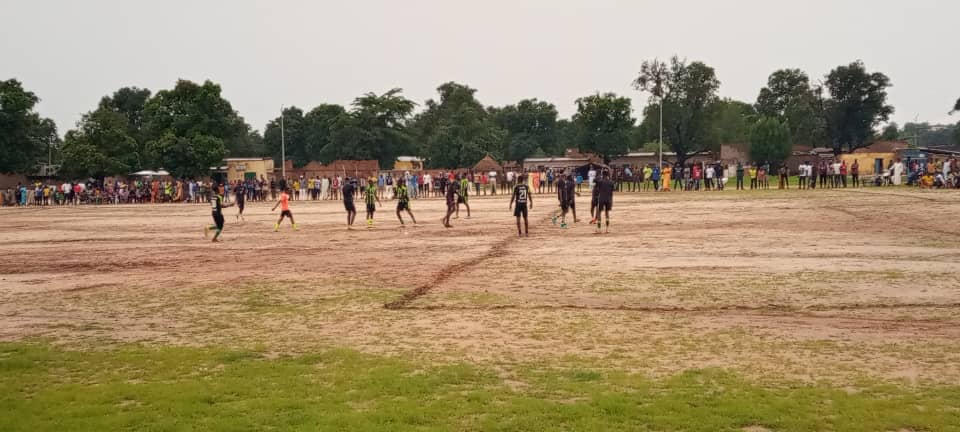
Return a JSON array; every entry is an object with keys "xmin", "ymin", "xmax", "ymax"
[
  {"xmin": 396, "ymin": 207, "xmax": 404, "ymax": 225},
  {"xmin": 288, "ymin": 211, "xmax": 297, "ymax": 230},
  {"xmin": 464, "ymin": 201, "xmax": 471, "ymax": 218},
  {"xmin": 515, "ymin": 215, "xmax": 522, "ymax": 236},
  {"xmin": 522, "ymin": 207, "xmax": 529, "ymax": 236},
  {"xmin": 212, "ymin": 214, "xmax": 225, "ymax": 241},
  {"xmin": 406, "ymin": 209, "xmax": 417, "ymax": 224}
]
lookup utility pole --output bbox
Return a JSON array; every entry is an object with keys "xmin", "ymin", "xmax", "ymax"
[{"xmin": 280, "ymin": 105, "xmax": 286, "ymax": 179}]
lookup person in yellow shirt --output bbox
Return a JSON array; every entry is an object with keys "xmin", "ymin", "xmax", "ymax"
[
  {"xmin": 307, "ymin": 177, "xmax": 316, "ymax": 200},
  {"xmin": 292, "ymin": 179, "xmax": 300, "ymax": 200},
  {"xmin": 749, "ymin": 166, "xmax": 758, "ymax": 189}
]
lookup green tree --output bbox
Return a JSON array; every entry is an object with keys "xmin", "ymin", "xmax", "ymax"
[
  {"xmin": 0, "ymin": 79, "xmax": 58, "ymax": 174},
  {"xmin": 60, "ymin": 87, "xmax": 152, "ymax": 178},
  {"xmin": 634, "ymin": 57, "xmax": 722, "ymax": 165},
  {"xmin": 952, "ymin": 97, "xmax": 960, "ymax": 114},
  {"xmin": 554, "ymin": 119, "xmax": 579, "ymax": 157},
  {"xmin": 880, "ymin": 123, "xmax": 900, "ymax": 141},
  {"xmin": 489, "ymin": 98, "xmax": 558, "ymax": 162},
  {"xmin": 818, "ymin": 61, "xmax": 894, "ymax": 155},
  {"xmin": 335, "ymin": 89, "xmax": 416, "ymax": 167},
  {"xmin": 749, "ymin": 117, "xmax": 792, "ymax": 165},
  {"xmin": 411, "ymin": 82, "xmax": 505, "ymax": 168},
  {"xmin": 714, "ymin": 99, "xmax": 757, "ymax": 144},
  {"xmin": 755, "ymin": 69, "xmax": 825, "ymax": 146},
  {"xmin": 571, "ymin": 93, "xmax": 635, "ymax": 164},
  {"xmin": 143, "ymin": 80, "xmax": 247, "ymax": 177},
  {"xmin": 263, "ymin": 106, "xmax": 308, "ymax": 167}
]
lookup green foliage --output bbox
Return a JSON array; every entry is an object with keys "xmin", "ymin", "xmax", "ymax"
[
  {"xmin": 640, "ymin": 141, "xmax": 662, "ymax": 152},
  {"xmin": 953, "ymin": 97, "xmax": 960, "ymax": 114},
  {"xmin": 634, "ymin": 57, "xmax": 722, "ymax": 164},
  {"xmin": 490, "ymin": 98, "xmax": 559, "ymax": 162},
  {"xmin": 821, "ymin": 61, "xmax": 894, "ymax": 154},
  {"xmin": 143, "ymin": 80, "xmax": 247, "ymax": 177},
  {"xmin": 714, "ymin": 99, "xmax": 757, "ymax": 144},
  {"xmin": 555, "ymin": 119, "xmax": 579, "ymax": 156},
  {"xmin": 412, "ymin": 82, "xmax": 506, "ymax": 168},
  {"xmin": 0, "ymin": 79, "xmax": 58, "ymax": 174},
  {"xmin": 749, "ymin": 117, "xmax": 792, "ymax": 165},
  {"xmin": 901, "ymin": 122, "xmax": 958, "ymax": 147},
  {"xmin": 880, "ymin": 122, "xmax": 900, "ymax": 141},
  {"xmin": 4, "ymin": 342, "xmax": 960, "ymax": 432},
  {"xmin": 755, "ymin": 69, "xmax": 825, "ymax": 146},
  {"xmin": 571, "ymin": 92, "xmax": 635, "ymax": 164},
  {"xmin": 60, "ymin": 87, "xmax": 151, "ymax": 178}
]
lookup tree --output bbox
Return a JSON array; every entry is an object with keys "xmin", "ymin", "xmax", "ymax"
[
  {"xmin": 749, "ymin": 117, "xmax": 792, "ymax": 165},
  {"xmin": 755, "ymin": 69, "xmax": 825, "ymax": 146},
  {"xmin": 411, "ymin": 82, "xmax": 505, "ymax": 168},
  {"xmin": 335, "ymin": 89, "xmax": 416, "ymax": 167},
  {"xmin": 819, "ymin": 61, "xmax": 894, "ymax": 155},
  {"xmin": 263, "ymin": 106, "xmax": 307, "ymax": 167},
  {"xmin": 143, "ymin": 80, "xmax": 248, "ymax": 178},
  {"xmin": 953, "ymin": 97, "xmax": 960, "ymax": 115},
  {"xmin": 555, "ymin": 119, "xmax": 580, "ymax": 156},
  {"xmin": 489, "ymin": 98, "xmax": 559, "ymax": 162},
  {"xmin": 571, "ymin": 93, "xmax": 635, "ymax": 164},
  {"xmin": 880, "ymin": 122, "xmax": 900, "ymax": 141},
  {"xmin": 714, "ymin": 99, "xmax": 757, "ymax": 144},
  {"xmin": 634, "ymin": 57, "xmax": 722, "ymax": 165},
  {"xmin": 0, "ymin": 79, "xmax": 58, "ymax": 174},
  {"xmin": 60, "ymin": 87, "xmax": 152, "ymax": 178}
]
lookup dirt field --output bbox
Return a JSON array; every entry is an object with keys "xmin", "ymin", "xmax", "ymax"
[{"xmin": 2, "ymin": 188, "xmax": 960, "ymax": 385}]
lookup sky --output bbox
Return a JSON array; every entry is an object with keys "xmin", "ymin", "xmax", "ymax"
[{"xmin": 2, "ymin": 0, "xmax": 957, "ymax": 137}]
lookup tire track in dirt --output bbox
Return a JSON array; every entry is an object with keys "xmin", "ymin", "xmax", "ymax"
[{"xmin": 384, "ymin": 212, "xmax": 556, "ymax": 310}]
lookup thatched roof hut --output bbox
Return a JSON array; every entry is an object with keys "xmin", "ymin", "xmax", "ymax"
[{"xmin": 473, "ymin": 155, "xmax": 502, "ymax": 172}]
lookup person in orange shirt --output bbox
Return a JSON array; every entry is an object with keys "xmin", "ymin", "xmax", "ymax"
[{"xmin": 271, "ymin": 188, "xmax": 298, "ymax": 231}]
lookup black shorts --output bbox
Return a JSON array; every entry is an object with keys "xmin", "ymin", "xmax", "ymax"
[
  {"xmin": 568, "ymin": 200, "xmax": 576, "ymax": 210},
  {"xmin": 236, "ymin": 200, "xmax": 245, "ymax": 211},
  {"xmin": 598, "ymin": 201, "xmax": 612, "ymax": 212},
  {"xmin": 457, "ymin": 196, "xmax": 467, "ymax": 204},
  {"xmin": 212, "ymin": 212, "xmax": 225, "ymax": 229},
  {"xmin": 344, "ymin": 201, "xmax": 356, "ymax": 212},
  {"xmin": 280, "ymin": 210, "xmax": 292, "ymax": 218},
  {"xmin": 514, "ymin": 203, "xmax": 528, "ymax": 218},
  {"xmin": 397, "ymin": 201, "xmax": 409, "ymax": 211},
  {"xmin": 366, "ymin": 203, "xmax": 376, "ymax": 213},
  {"xmin": 591, "ymin": 197, "xmax": 598, "ymax": 209},
  {"xmin": 560, "ymin": 202, "xmax": 569, "ymax": 212}
]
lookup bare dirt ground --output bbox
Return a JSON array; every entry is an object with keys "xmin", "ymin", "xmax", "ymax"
[{"xmin": 2, "ymin": 188, "xmax": 959, "ymax": 385}]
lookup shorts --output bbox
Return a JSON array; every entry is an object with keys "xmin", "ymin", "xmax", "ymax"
[
  {"xmin": 236, "ymin": 200, "xmax": 245, "ymax": 212},
  {"xmin": 513, "ymin": 203, "xmax": 528, "ymax": 218},
  {"xmin": 560, "ymin": 202, "xmax": 570, "ymax": 212},
  {"xmin": 591, "ymin": 197, "xmax": 598, "ymax": 209},
  {"xmin": 212, "ymin": 212, "xmax": 225, "ymax": 230},
  {"xmin": 366, "ymin": 203, "xmax": 376, "ymax": 213},
  {"xmin": 458, "ymin": 196, "xmax": 467, "ymax": 204},
  {"xmin": 397, "ymin": 201, "xmax": 409, "ymax": 211},
  {"xmin": 280, "ymin": 210, "xmax": 292, "ymax": 218},
  {"xmin": 344, "ymin": 201, "xmax": 356, "ymax": 212},
  {"xmin": 598, "ymin": 201, "xmax": 612, "ymax": 212}
]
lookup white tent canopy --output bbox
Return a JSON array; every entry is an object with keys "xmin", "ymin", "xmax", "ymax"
[{"xmin": 130, "ymin": 169, "xmax": 170, "ymax": 176}]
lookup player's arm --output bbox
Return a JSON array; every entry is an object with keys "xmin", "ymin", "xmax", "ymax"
[
  {"xmin": 528, "ymin": 191, "xmax": 533, "ymax": 209},
  {"xmin": 271, "ymin": 199, "xmax": 279, "ymax": 211},
  {"xmin": 509, "ymin": 188, "xmax": 516, "ymax": 209},
  {"xmin": 223, "ymin": 200, "xmax": 234, "ymax": 208}
]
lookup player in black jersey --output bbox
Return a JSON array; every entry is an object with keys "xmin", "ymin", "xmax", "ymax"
[
  {"xmin": 509, "ymin": 174, "xmax": 533, "ymax": 237},
  {"xmin": 342, "ymin": 179, "xmax": 358, "ymax": 229},
  {"xmin": 594, "ymin": 170, "xmax": 616, "ymax": 234},
  {"xmin": 589, "ymin": 179, "xmax": 600, "ymax": 224},
  {"xmin": 204, "ymin": 183, "xmax": 234, "ymax": 242},
  {"xmin": 553, "ymin": 173, "xmax": 566, "ymax": 225},
  {"xmin": 395, "ymin": 181, "xmax": 416, "ymax": 226},
  {"xmin": 442, "ymin": 179, "xmax": 462, "ymax": 228},
  {"xmin": 234, "ymin": 181, "xmax": 246, "ymax": 221}
]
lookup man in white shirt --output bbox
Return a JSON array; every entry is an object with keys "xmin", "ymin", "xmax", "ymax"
[
  {"xmin": 506, "ymin": 170, "xmax": 516, "ymax": 195},
  {"xmin": 488, "ymin": 170, "xmax": 497, "ymax": 195},
  {"xmin": 423, "ymin": 172, "xmax": 432, "ymax": 198},
  {"xmin": 705, "ymin": 165, "xmax": 715, "ymax": 191},
  {"xmin": 588, "ymin": 169, "xmax": 597, "ymax": 191}
]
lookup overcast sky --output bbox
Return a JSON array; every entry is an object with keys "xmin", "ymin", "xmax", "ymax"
[{"xmin": 2, "ymin": 0, "xmax": 957, "ymax": 136}]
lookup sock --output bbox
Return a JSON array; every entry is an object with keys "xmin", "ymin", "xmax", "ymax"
[{"xmin": 274, "ymin": 223, "xmax": 279, "ymax": 230}]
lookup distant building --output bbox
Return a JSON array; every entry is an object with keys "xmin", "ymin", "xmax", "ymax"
[
  {"xmin": 393, "ymin": 156, "xmax": 424, "ymax": 171},
  {"xmin": 219, "ymin": 158, "xmax": 275, "ymax": 183},
  {"xmin": 283, "ymin": 159, "xmax": 379, "ymax": 180}
]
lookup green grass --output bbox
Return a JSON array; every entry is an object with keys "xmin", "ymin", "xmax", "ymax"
[{"xmin": 3, "ymin": 342, "xmax": 959, "ymax": 431}]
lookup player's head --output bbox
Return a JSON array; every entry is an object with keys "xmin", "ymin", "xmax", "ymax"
[{"xmin": 517, "ymin": 174, "xmax": 525, "ymax": 183}]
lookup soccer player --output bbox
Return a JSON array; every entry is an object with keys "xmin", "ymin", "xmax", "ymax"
[
  {"xmin": 455, "ymin": 174, "xmax": 471, "ymax": 219},
  {"xmin": 271, "ymin": 188, "xmax": 298, "ymax": 231},
  {"xmin": 234, "ymin": 181, "xmax": 246, "ymax": 221},
  {"xmin": 555, "ymin": 173, "xmax": 579, "ymax": 228},
  {"xmin": 589, "ymin": 178, "xmax": 600, "ymax": 224},
  {"xmin": 364, "ymin": 177, "xmax": 382, "ymax": 228},
  {"xmin": 395, "ymin": 180, "xmax": 416, "ymax": 226},
  {"xmin": 594, "ymin": 171, "xmax": 616, "ymax": 234},
  {"xmin": 509, "ymin": 174, "xmax": 533, "ymax": 237},
  {"xmin": 442, "ymin": 177, "xmax": 462, "ymax": 228},
  {"xmin": 342, "ymin": 178, "xmax": 357, "ymax": 229},
  {"xmin": 552, "ymin": 171, "xmax": 566, "ymax": 225},
  {"xmin": 204, "ymin": 183, "xmax": 234, "ymax": 242}
]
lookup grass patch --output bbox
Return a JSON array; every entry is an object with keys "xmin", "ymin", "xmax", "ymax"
[{"xmin": 2, "ymin": 342, "xmax": 959, "ymax": 431}]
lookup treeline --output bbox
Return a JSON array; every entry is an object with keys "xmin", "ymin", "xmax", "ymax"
[{"xmin": 3, "ymin": 58, "xmax": 959, "ymax": 179}]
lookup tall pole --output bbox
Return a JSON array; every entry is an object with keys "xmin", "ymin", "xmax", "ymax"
[
  {"xmin": 658, "ymin": 97, "xmax": 663, "ymax": 169},
  {"xmin": 280, "ymin": 105, "xmax": 286, "ymax": 179}
]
